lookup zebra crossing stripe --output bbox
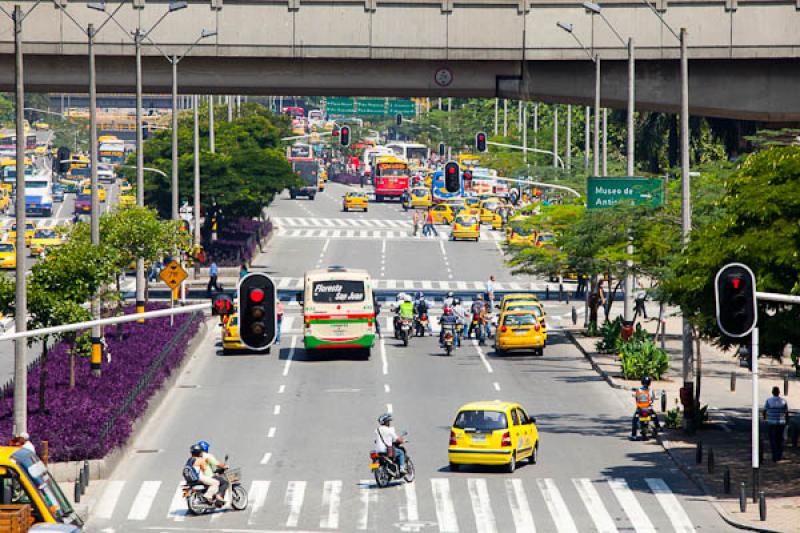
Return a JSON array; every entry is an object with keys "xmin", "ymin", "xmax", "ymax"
[
  {"xmin": 645, "ymin": 478, "xmax": 696, "ymax": 533},
  {"xmin": 537, "ymin": 478, "xmax": 578, "ymax": 533},
  {"xmin": 468, "ymin": 478, "xmax": 498, "ymax": 533},
  {"xmin": 166, "ymin": 482, "xmax": 188, "ymax": 522},
  {"xmin": 358, "ymin": 480, "xmax": 377, "ymax": 530},
  {"xmin": 320, "ymin": 480, "xmax": 343, "ymax": 529},
  {"xmin": 608, "ymin": 478, "xmax": 656, "ymax": 533},
  {"xmin": 94, "ymin": 480, "xmax": 125, "ymax": 520},
  {"xmin": 282, "ymin": 316, "xmax": 295, "ymax": 333},
  {"xmin": 506, "ymin": 478, "xmax": 536, "ymax": 532},
  {"xmin": 128, "ymin": 480, "xmax": 161, "ymax": 520},
  {"xmin": 285, "ymin": 480, "xmax": 306, "ymax": 527},
  {"xmin": 573, "ymin": 478, "xmax": 617, "ymax": 533},
  {"xmin": 248, "ymin": 480, "xmax": 270, "ymax": 526},
  {"xmin": 400, "ymin": 479, "xmax": 419, "ymax": 523},
  {"xmin": 431, "ymin": 478, "xmax": 459, "ymax": 533}
]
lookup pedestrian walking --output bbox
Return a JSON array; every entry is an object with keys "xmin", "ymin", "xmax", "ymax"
[
  {"xmin": 424, "ymin": 208, "xmax": 438, "ymax": 237},
  {"xmin": 486, "ymin": 275, "xmax": 496, "ymax": 307},
  {"xmin": 763, "ymin": 386, "xmax": 789, "ymax": 462},
  {"xmin": 239, "ymin": 263, "xmax": 249, "ymax": 279},
  {"xmin": 576, "ymin": 273, "xmax": 586, "ymax": 298},
  {"xmin": 412, "ymin": 210, "xmax": 420, "ymax": 237},
  {"xmin": 634, "ymin": 280, "xmax": 648, "ymax": 320},
  {"xmin": 207, "ymin": 260, "xmax": 221, "ymax": 294},
  {"xmin": 373, "ymin": 293, "xmax": 382, "ymax": 338},
  {"xmin": 275, "ymin": 299, "xmax": 285, "ymax": 344}
]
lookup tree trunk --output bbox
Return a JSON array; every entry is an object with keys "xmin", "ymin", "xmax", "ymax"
[
  {"xmin": 116, "ymin": 273, "xmax": 124, "ymax": 341},
  {"xmin": 694, "ymin": 328, "xmax": 702, "ymax": 405},
  {"xmin": 38, "ymin": 339, "xmax": 48, "ymax": 413}
]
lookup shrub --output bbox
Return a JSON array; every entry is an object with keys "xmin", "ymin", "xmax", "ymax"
[
  {"xmin": 619, "ymin": 338, "xmax": 670, "ymax": 380},
  {"xmin": 205, "ymin": 217, "xmax": 273, "ymax": 266},
  {"xmin": 0, "ymin": 304, "xmax": 202, "ymax": 462},
  {"xmin": 596, "ymin": 317, "xmax": 651, "ymax": 353},
  {"xmin": 664, "ymin": 406, "xmax": 682, "ymax": 429}
]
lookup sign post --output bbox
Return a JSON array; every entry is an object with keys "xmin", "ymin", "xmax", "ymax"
[{"xmin": 159, "ymin": 260, "xmax": 189, "ymax": 326}]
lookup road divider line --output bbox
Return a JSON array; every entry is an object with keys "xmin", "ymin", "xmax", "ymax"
[
  {"xmin": 320, "ymin": 480, "xmax": 343, "ymax": 529},
  {"xmin": 268, "ymin": 427, "xmax": 276, "ymax": 438},
  {"xmin": 468, "ymin": 478, "xmax": 498, "ymax": 533},
  {"xmin": 505, "ymin": 479, "xmax": 535, "ymax": 532},
  {"xmin": 259, "ymin": 452, "xmax": 272, "ymax": 465},
  {"xmin": 471, "ymin": 340, "xmax": 494, "ymax": 374},
  {"xmin": 401, "ymin": 479, "xmax": 419, "ymax": 523},
  {"xmin": 384, "ymin": 383, "xmax": 390, "ymax": 393},
  {"xmin": 608, "ymin": 478, "xmax": 656, "ymax": 533},
  {"xmin": 537, "ymin": 478, "xmax": 578, "ymax": 533},
  {"xmin": 493, "ymin": 382, "xmax": 501, "ymax": 391},
  {"xmin": 247, "ymin": 480, "xmax": 270, "ymax": 525},
  {"xmin": 645, "ymin": 478, "xmax": 695, "ymax": 533},
  {"xmin": 380, "ymin": 338, "xmax": 388, "ymax": 375},
  {"xmin": 127, "ymin": 480, "xmax": 161, "ymax": 521},
  {"xmin": 282, "ymin": 336, "xmax": 297, "ymax": 377},
  {"xmin": 285, "ymin": 480, "xmax": 306, "ymax": 528},
  {"xmin": 573, "ymin": 478, "xmax": 617, "ymax": 533},
  {"xmin": 431, "ymin": 478, "xmax": 459, "ymax": 533},
  {"xmin": 274, "ymin": 405, "xmax": 281, "ymax": 415},
  {"xmin": 95, "ymin": 480, "xmax": 125, "ymax": 520},
  {"xmin": 278, "ymin": 384, "xmax": 285, "ymax": 394},
  {"xmin": 358, "ymin": 479, "xmax": 378, "ymax": 530},
  {"xmin": 322, "ymin": 238, "xmax": 330, "ymax": 253},
  {"xmin": 386, "ymin": 403, "xmax": 393, "ymax": 413}
]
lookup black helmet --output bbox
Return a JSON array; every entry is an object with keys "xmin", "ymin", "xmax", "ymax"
[
  {"xmin": 190, "ymin": 444, "xmax": 203, "ymax": 456},
  {"xmin": 378, "ymin": 413, "xmax": 393, "ymax": 425},
  {"xmin": 453, "ymin": 297, "xmax": 461, "ymax": 305},
  {"xmin": 475, "ymin": 294, "xmax": 483, "ymax": 301},
  {"xmin": 641, "ymin": 376, "xmax": 652, "ymax": 387}
]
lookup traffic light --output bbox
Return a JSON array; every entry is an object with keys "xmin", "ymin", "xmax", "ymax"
[
  {"xmin": 332, "ymin": 126, "xmax": 340, "ymax": 138},
  {"xmin": 444, "ymin": 161, "xmax": 460, "ymax": 193},
  {"xmin": 238, "ymin": 273, "xmax": 277, "ymax": 350},
  {"xmin": 339, "ymin": 125, "xmax": 350, "ymax": 147},
  {"xmin": 438, "ymin": 143, "xmax": 446, "ymax": 157},
  {"xmin": 396, "ymin": 113, "xmax": 403, "ymax": 126},
  {"xmin": 714, "ymin": 263, "xmax": 757, "ymax": 338},
  {"xmin": 462, "ymin": 170, "xmax": 472, "ymax": 182},
  {"xmin": 211, "ymin": 293, "xmax": 234, "ymax": 317},
  {"xmin": 475, "ymin": 131, "xmax": 487, "ymax": 153}
]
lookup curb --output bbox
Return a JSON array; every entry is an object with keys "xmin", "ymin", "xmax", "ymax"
[{"xmin": 562, "ymin": 328, "xmax": 784, "ymax": 533}]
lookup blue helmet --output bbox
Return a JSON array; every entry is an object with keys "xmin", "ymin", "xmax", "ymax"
[{"xmin": 197, "ymin": 440, "xmax": 210, "ymax": 453}]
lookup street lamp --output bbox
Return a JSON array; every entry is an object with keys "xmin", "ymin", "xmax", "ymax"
[
  {"xmin": 94, "ymin": 0, "xmax": 187, "ymax": 319},
  {"xmin": 556, "ymin": 21, "xmax": 600, "ymax": 177}
]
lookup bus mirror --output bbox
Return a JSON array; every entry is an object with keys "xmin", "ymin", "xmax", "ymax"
[{"xmin": 295, "ymin": 292, "xmax": 304, "ymax": 305}]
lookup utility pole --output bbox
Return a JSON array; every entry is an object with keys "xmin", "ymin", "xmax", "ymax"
[
  {"xmin": 533, "ymin": 103, "xmax": 538, "ymax": 149},
  {"xmin": 193, "ymin": 95, "xmax": 201, "ymax": 246},
  {"xmin": 493, "ymin": 98, "xmax": 498, "ymax": 135},
  {"xmin": 88, "ymin": 22, "xmax": 102, "ymax": 376},
  {"xmin": 171, "ymin": 58, "xmax": 179, "ymax": 220},
  {"xmin": 522, "ymin": 102, "xmax": 528, "ymax": 165},
  {"xmin": 584, "ymin": 106, "xmax": 590, "ymax": 170},
  {"xmin": 602, "ymin": 108, "xmax": 608, "ymax": 176},
  {"xmin": 593, "ymin": 56, "xmax": 600, "ymax": 176},
  {"xmin": 503, "ymin": 99, "xmax": 508, "ymax": 137},
  {"xmin": 680, "ymin": 27, "xmax": 694, "ymax": 399},
  {"xmin": 623, "ymin": 37, "xmax": 636, "ymax": 323},
  {"xmin": 208, "ymin": 95, "xmax": 215, "ymax": 153},
  {"xmin": 565, "ymin": 105, "xmax": 572, "ymax": 171},
  {"xmin": 552, "ymin": 106, "xmax": 559, "ymax": 168},
  {"xmin": 135, "ymin": 27, "xmax": 145, "ymax": 320},
  {"xmin": 227, "ymin": 95, "xmax": 233, "ymax": 121}
]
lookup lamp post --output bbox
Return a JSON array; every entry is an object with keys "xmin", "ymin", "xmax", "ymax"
[
  {"xmin": 13, "ymin": 3, "xmax": 26, "ymax": 434},
  {"xmin": 193, "ymin": 95, "xmax": 201, "ymax": 246},
  {"xmin": 556, "ymin": 21, "xmax": 600, "ymax": 176}
]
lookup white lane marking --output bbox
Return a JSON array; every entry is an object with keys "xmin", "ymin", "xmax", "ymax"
[
  {"xmin": 537, "ymin": 478, "xmax": 578, "ymax": 533},
  {"xmin": 278, "ymin": 384, "xmax": 286, "ymax": 394},
  {"xmin": 608, "ymin": 478, "xmax": 656, "ymax": 533},
  {"xmin": 381, "ymin": 239, "xmax": 387, "ymax": 254},
  {"xmin": 282, "ymin": 316, "xmax": 295, "ymax": 333},
  {"xmin": 358, "ymin": 479, "xmax": 378, "ymax": 530},
  {"xmin": 285, "ymin": 481, "xmax": 306, "ymax": 528},
  {"xmin": 386, "ymin": 403, "xmax": 393, "ymax": 413},
  {"xmin": 274, "ymin": 405, "xmax": 281, "ymax": 415},
  {"xmin": 95, "ymin": 480, "xmax": 125, "ymax": 520},
  {"xmin": 384, "ymin": 384, "xmax": 391, "ymax": 393},
  {"xmin": 380, "ymin": 337, "xmax": 388, "ymax": 375},
  {"xmin": 320, "ymin": 480, "xmax": 343, "ymax": 529},
  {"xmin": 282, "ymin": 335, "xmax": 297, "ymax": 377},
  {"xmin": 248, "ymin": 480, "xmax": 270, "ymax": 525},
  {"xmin": 166, "ymin": 482, "xmax": 187, "ymax": 521},
  {"xmin": 322, "ymin": 238, "xmax": 330, "ymax": 252},
  {"xmin": 260, "ymin": 452, "xmax": 272, "ymax": 465},
  {"xmin": 506, "ymin": 478, "xmax": 535, "ymax": 532},
  {"xmin": 468, "ymin": 478, "xmax": 498, "ymax": 533},
  {"xmin": 573, "ymin": 478, "xmax": 617, "ymax": 533},
  {"xmin": 268, "ymin": 427, "xmax": 276, "ymax": 438},
  {"xmin": 400, "ymin": 479, "xmax": 419, "ymax": 522},
  {"xmin": 431, "ymin": 478, "xmax": 459, "ymax": 533},
  {"xmin": 127, "ymin": 480, "xmax": 161, "ymax": 520},
  {"xmin": 645, "ymin": 478, "xmax": 695, "ymax": 532},
  {"xmin": 493, "ymin": 382, "xmax": 501, "ymax": 391},
  {"xmin": 471, "ymin": 339, "xmax": 494, "ymax": 374}
]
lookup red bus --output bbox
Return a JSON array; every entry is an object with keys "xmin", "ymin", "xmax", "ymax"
[{"xmin": 373, "ymin": 157, "xmax": 409, "ymax": 202}]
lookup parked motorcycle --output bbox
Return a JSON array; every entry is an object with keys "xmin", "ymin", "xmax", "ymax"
[
  {"xmin": 182, "ymin": 457, "xmax": 248, "ymax": 515},
  {"xmin": 370, "ymin": 435, "xmax": 415, "ymax": 488}
]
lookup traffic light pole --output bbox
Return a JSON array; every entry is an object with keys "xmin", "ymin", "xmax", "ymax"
[{"xmin": 751, "ymin": 326, "xmax": 759, "ymax": 500}]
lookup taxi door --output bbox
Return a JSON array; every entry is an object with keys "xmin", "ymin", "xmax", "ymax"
[
  {"xmin": 431, "ymin": 204, "xmax": 452, "ymax": 224},
  {"xmin": 517, "ymin": 407, "xmax": 536, "ymax": 455},
  {"xmin": 509, "ymin": 408, "xmax": 527, "ymax": 457}
]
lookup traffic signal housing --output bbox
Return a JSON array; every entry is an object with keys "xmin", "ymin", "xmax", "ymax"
[
  {"xmin": 211, "ymin": 293, "xmax": 234, "ymax": 317},
  {"xmin": 339, "ymin": 125, "xmax": 350, "ymax": 147},
  {"xmin": 438, "ymin": 143, "xmax": 446, "ymax": 157},
  {"xmin": 238, "ymin": 273, "xmax": 277, "ymax": 350},
  {"xmin": 396, "ymin": 113, "xmax": 403, "ymax": 126},
  {"xmin": 444, "ymin": 161, "xmax": 460, "ymax": 193},
  {"xmin": 714, "ymin": 263, "xmax": 757, "ymax": 338},
  {"xmin": 475, "ymin": 131, "xmax": 487, "ymax": 153}
]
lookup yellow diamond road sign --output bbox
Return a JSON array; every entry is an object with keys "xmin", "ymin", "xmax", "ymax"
[{"xmin": 159, "ymin": 260, "xmax": 188, "ymax": 290}]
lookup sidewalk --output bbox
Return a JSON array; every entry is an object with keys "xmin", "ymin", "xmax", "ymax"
[{"xmin": 565, "ymin": 303, "xmax": 800, "ymax": 533}]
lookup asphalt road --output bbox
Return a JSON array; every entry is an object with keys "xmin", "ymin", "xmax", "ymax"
[{"xmin": 84, "ymin": 182, "xmax": 731, "ymax": 532}]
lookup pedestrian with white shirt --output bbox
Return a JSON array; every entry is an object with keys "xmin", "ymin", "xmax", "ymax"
[
  {"xmin": 763, "ymin": 387, "xmax": 789, "ymax": 462},
  {"xmin": 486, "ymin": 275, "xmax": 496, "ymax": 307}
]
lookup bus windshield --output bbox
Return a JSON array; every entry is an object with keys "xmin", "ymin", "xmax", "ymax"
[
  {"xmin": 407, "ymin": 147, "xmax": 428, "ymax": 161},
  {"xmin": 376, "ymin": 165, "xmax": 407, "ymax": 177},
  {"xmin": 312, "ymin": 280, "xmax": 366, "ymax": 303},
  {"xmin": 25, "ymin": 180, "xmax": 49, "ymax": 190}
]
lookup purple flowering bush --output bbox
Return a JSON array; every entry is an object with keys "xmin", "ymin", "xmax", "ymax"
[
  {"xmin": 205, "ymin": 217, "xmax": 272, "ymax": 266},
  {"xmin": 0, "ymin": 304, "xmax": 202, "ymax": 462}
]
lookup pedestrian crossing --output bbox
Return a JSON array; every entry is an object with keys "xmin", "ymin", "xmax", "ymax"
[
  {"xmin": 274, "ymin": 277, "xmax": 548, "ymax": 292},
  {"xmin": 0, "ymin": 217, "xmax": 70, "ymax": 231},
  {"xmin": 274, "ymin": 227, "xmax": 506, "ymax": 242},
  {"xmin": 89, "ymin": 476, "xmax": 697, "ymax": 532},
  {"xmin": 273, "ymin": 216, "xmax": 412, "ymax": 228}
]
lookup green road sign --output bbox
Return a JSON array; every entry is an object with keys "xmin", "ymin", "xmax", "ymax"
[
  {"xmin": 389, "ymin": 100, "xmax": 416, "ymax": 116},
  {"xmin": 587, "ymin": 176, "xmax": 664, "ymax": 208},
  {"xmin": 325, "ymin": 97, "xmax": 415, "ymax": 118}
]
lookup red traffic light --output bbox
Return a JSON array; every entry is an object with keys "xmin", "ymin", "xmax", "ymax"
[
  {"xmin": 731, "ymin": 277, "xmax": 741, "ymax": 290},
  {"xmin": 477, "ymin": 133, "xmax": 485, "ymax": 142},
  {"xmin": 447, "ymin": 166, "xmax": 457, "ymax": 174},
  {"xmin": 332, "ymin": 129, "xmax": 340, "ymax": 137},
  {"xmin": 250, "ymin": 288, "xmax": 265, "ymax": 303}
]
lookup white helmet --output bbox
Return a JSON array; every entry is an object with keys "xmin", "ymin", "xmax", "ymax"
[{"xmin": 404, "ymin": 294, "xmax": 413, "ymax": 302}]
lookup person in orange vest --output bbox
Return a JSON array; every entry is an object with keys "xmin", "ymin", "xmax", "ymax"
[{"xmin": 631, "ymin": 376, "xmax": 661, "ymax": 439}]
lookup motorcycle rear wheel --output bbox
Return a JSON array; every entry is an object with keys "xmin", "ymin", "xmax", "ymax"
[
  {"xmin": 186, "ymin": 493, "xmax": 208, "ymax": 515},
  {"xmin": 231, "ymin": 485, "xmax": 249, "ymax": 510},
  {"xmin": 445, "ymin": 344, "xmax": 452, "ymax": 356},
  {"xmin": 402, "ymin": 332, "xmax": 409, "ymax": 347},
  {"xmin": 374, "ymin": 465, "xmax": 391, "ymax": 488},
  {"xmin": 404, "ymin": 458, "xmax": 416, "ymax": 483}
]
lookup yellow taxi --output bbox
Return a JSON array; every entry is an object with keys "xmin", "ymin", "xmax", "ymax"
[
  {"xmin": 479, "ymin": 198, "xmax": 502, "ymax": 224},
  {"xmin": 0, "ymin": 185, "xmax": 10, "ymax": 213},
  {"xmin": 444, "ymin": 198, "xmax": 466, "ymax": 212},
  {"xmin": 448, "ymin": 400, "xmax": 539, "ymax": 473},
  {"xmin": 491, "ymin": 212, "xmax": 504, "ymax": 231},
  {"xmin": 536, "ymin": 232, "xmax": 556, "ymax": 247},
  {"xmin": 502, "ymin": 301, "xmax": 547, "ymax": 341},
  {"xmin": 499, "ymin": 293, "xmax": 540, "ymax": 309},
  {"xmin": 495, "ymin": 311, "xmax": 546, "ymax": 356},
  {"xmin": 343, "ymin": 191, "xmax": 369, "ymax": 212},
  {"xmin": 429, "ymin": 203, "xmax": 457, "ymax": 225},
  {"xmin": 409, "ymin": 187, "xmax": 432, "ymax": 208},
  {"xmin": 82, "ymin": 183, "xmax": 107, "ymax": 202},
  {"xmin": 30, "ymin": 228, "xmax": 64, "ymax": 257},
  {"xmin": 0, "ymin": 242, "xmax": 16, "ymax": 269},
  {"xmin": 507, "ymin": 223, "xmax": 536, "ymax": 246},
  {"xmin": 450, "ymin": 214, "xmax": 481, "ymax": 241},
  {"xmin": 464, "ymin": 197, "xmax": 481, "ymax": 209},
  {"xmin": 8, "ymin": 222, "xmax": 36, "ymax": 247},
  {"xmin": 222, "ymin": 314, "xmax": 245, "ymax": 354},
  {"xmin": 120, "ymin": 180, "xmax": 133, "ymax": 194}
]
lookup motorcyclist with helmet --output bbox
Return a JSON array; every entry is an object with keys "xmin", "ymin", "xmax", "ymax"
[
  {"xmin": 443, "ymin": 291, "xmax": 455, "ymax": 309},
  {"xmin": 439, "ymin": 306, "xmax": 460, "ymax": 347},
  {"xmin": 414, "ymin": 292, "xmax": 433, "ymax": 335},
  {"xmin": 452, "ymin": 297, "xmax": 467, "ymax": 346},
  {"xmin": 198, "ymin": 441, "xmax": 229, "ymax": 504},
  {"xmin": 468, "ymin": 294, "xmax": 486, "ymax": 342},
  {"xmin": 392, "ymin": 293, "xmax": 415, "ymax": 335},
  {"xmin": 185, "ymin": 444, "xmax": 223, "ymax": 504},
  {"xmin": 374, "ymin": 413, "xmax": 407, "ymax": 475},
  {"xmin": 631, "ymin": 376, "xmax": 662, "ymax": 439}
]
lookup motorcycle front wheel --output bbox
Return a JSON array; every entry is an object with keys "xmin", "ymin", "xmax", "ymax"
[
  {"xmin": 186, "ymin": 493, "xmax": 208, "ymax": 515},
  {"xmin": 402, "ymin": 331, "xmax": 409, "ymax": 347},
  {"xmin": 231, "ymin": 485, "xmax": 249, "ymax": 510},
  {"xmin": 404, "ymin": 458, "xmax": 416, "ymax": 483},
  {"xmin": 374, "ymin": 465, "xmax": 391, "ymax": 488}
]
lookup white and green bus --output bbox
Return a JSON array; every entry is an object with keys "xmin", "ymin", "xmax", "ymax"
[{"xmin": 302, "ymin": 266, "xmax": 375, "ymax": 357}]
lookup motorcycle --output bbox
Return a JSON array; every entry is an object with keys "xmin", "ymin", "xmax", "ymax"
[
  {"xmin": 441, "ymin": 323, "xmax": 456, "ymax": 356},
  {"xmin": 398, "ymin": 317, "xmax": 413, "ymax": 346},
  {"xmin": 635, "ymin": 410, "xmax": 656, "ymax": 441},
  {"xmin": 414, "ymin": 312, "xmax": 429, "ymax": 337},
  {"xmin": 469, "ymin": 313, "xmax": 482, "ymax": 339},
  {"xmin": 182, "ymin": 457, "xmax": 249, "ymax": 515},
  {"xmin": 370, "ymin": 435, "xmax": 415, "ymax": 488}
]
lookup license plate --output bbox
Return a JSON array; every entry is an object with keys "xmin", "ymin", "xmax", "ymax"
[
  {"xmin": 514, "ymin": 330, "xmax": 528, "ymax": 335},
  {"xmin": 471, "ymin": 434, "xmax": 486, "ymax": 443},
  {"xmin": 369, "ymin": 463, "xmax": 380, "ymax": 470}
]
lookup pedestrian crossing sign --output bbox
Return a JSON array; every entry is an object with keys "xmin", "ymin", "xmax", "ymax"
[{"xmin": 159, "ymin": 260, "xmax": 188, "ymax": 290}]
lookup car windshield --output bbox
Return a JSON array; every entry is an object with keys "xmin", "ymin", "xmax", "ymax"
[
  {"xmin": 412, "ymin": 189, "xmax": 427, "ymax": 197},
  {"xmin": 34, "ymin": 229, "xmax": 57, "ymax": 239},
  {"xmin": 0, "ymin": 243, "xmax": 13, "ymax": 252},
  {"xmin": 507, "ymin": 304, "xmax": 543, "ymax": 316},
  {"xmin": 454, "ymin": 410, "xmax": 508, "ymax": 432},
  {"xmin": 347, "ymin": 193, "xmax": 365, "ymax": 198},
  {"xmin": 504, "ymin": 314, "xmax": 538, "ymax": 326},
  {"xmin": 512, "ymin": 225, "xmax": 532, "ymax": 236},
  {"xmin": 13, "ymin": 449, "xmax": 78, "ymax": 525},
  {"xmin": 456, "ymin": 216, "xmax": 478, "ymax": 226},
  {"xmin": 538, "ymin": 234, "xmax": 555, "ymax": 243}
]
